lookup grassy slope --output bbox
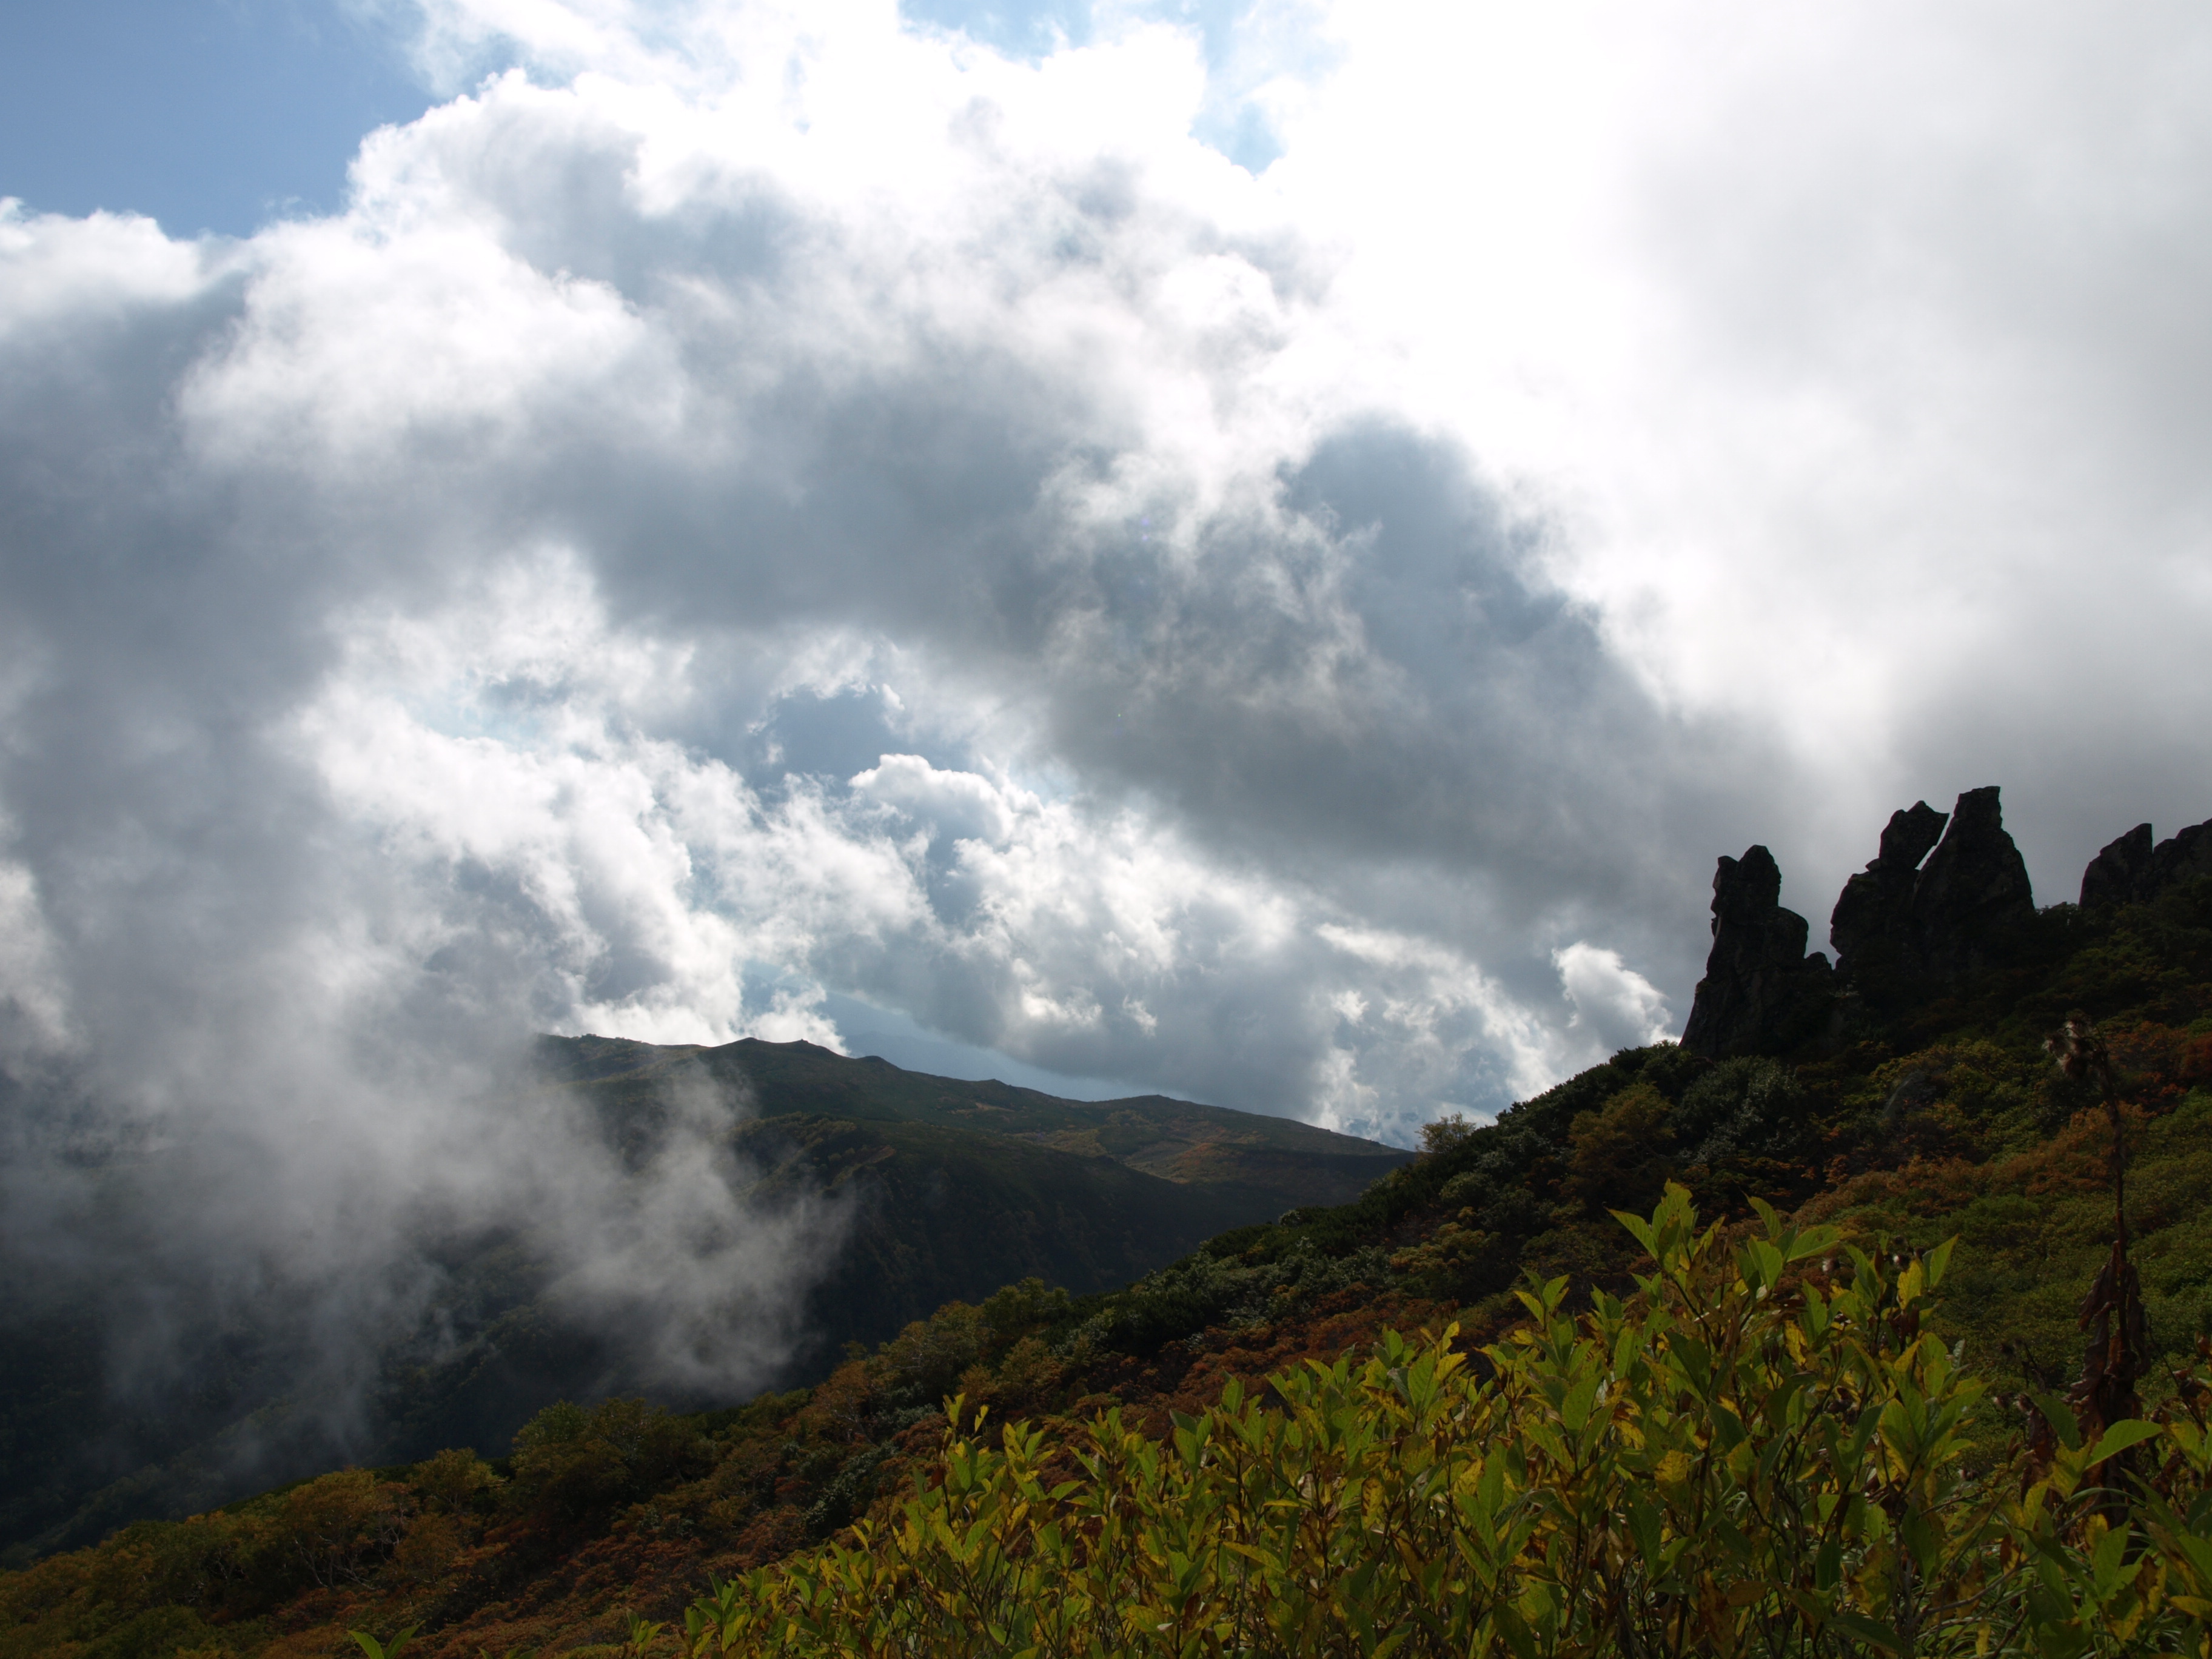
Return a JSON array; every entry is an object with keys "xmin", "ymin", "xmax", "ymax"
[{"xmin": 6, "ymin": 880, "xmax": 2210, "ymax": 1655}]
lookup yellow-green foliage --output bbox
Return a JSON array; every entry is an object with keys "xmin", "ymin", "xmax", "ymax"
[
  {"xmin": 1823, "ymin": 1089, "xmax": 2212, "ymax": 1419},
  {"xmin": 681, "ymin": 1188, "xmax": 2212, "ymax": 1658}
]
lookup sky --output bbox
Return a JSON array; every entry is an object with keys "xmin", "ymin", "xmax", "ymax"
[
  {"xmin": 5, "ymin": 0, "xmax": 2212, "ymax": 1170},
  {"xmin": 0, "ymin": 2, "xmax": 432, "ymax": 236}
]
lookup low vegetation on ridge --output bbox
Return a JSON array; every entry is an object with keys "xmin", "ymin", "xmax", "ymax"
[{"xmin": 684, "ymin": 1191, "xmax": 2212, "ymax": 1657}]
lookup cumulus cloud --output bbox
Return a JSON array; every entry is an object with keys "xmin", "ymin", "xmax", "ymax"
[
  {"xmin": 2, "ymin": 7, "xmax": 1748, "ymax": 1128},
  {"xmin": 4, "ymin": 0, "xmax": 2211, "ymax": 1486},
  {"xmin": 286, "ymin": 552, "xmax": 1612, "ymax": 1138},
  {"xmin": 1554, "ymin": 942, "xmax": 1674, "ymax": 1060}
]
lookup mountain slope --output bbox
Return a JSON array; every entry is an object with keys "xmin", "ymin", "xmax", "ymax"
[{"xmin": 0, "ymin": 1042, "xmax": 1408, "ymax": 1566}]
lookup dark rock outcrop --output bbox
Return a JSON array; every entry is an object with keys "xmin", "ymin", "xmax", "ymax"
[
  {"xmin": 1684, "ymin": 785, "xmax": 2047, "ymax": 1057},
  {"xmin": 1680, "ymin": 846, "xmax": 1832, "ymax": 1057},
  {"xmin": 1828, "ymin": 800, "xmax": 1947, "ymax": 968},
  {"xmin": 1904, "ymin": 786, "xmax": 2036, "ymax": 982},
  {"xmin": 2079, "ymin": 819, "xmax": 2212, "ymax": 908},
  {"xmin": 1825, "ymin": 786, "xmax": 2034, "ymax": 993},
  {"xmin": 2080, "ymin": 824, "xmax": 2155, "ymax": 909},
  {"xmin": 2154, "ymin": 822, "xmax": 2212, "ymax": 893}
]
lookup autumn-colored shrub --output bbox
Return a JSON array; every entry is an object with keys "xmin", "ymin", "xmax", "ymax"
[
  {"xmin": 272, "ymin": 1469, "xmax": 411, "ymax": 1592},
  {"xmin": 683, "ymin": 1188, "xmax": 2212, "ymax": 1659},
  {"xmin": 511, "ymin": 1398, "xmax": 707, "ymax": 1523},
  {"xmin": 1560, "ymin": 1081, "xmax": 1674, "ymax": 1215}
]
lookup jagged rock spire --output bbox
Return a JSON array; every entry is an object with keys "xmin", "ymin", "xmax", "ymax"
[
  {"xmin": 1680, "ymin": 846, "xmax": 1831, "ymax": 1058},
  {"xmin": 1829, "ymin": 800, "xmax": 1947, "ymax": 968},
  {"xmin": 1906, "ymin": 786, "xmax": 2036, "ymax": 982},
  {"xmin": 1686, "ymin": 785, "xmax": 2040, "ymax": 1057},
  {"xmin": 1825, "ymin": 786, "xmax": 2034, "ymax": 991},
  {"xmin": 2080, "ymin": 825, "xmax": 2154, "ymax": 908},
  {"xmin": 2079, "ymin": 819, "xmax": 2212, "ymax": 908}
]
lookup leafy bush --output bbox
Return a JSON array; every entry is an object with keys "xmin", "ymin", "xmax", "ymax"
[
  {"xmin": 682, "ymin": 1188, "xmax": 2212, "ymax": 1658},
  {"xmin": 511, "ymin": 1398, "xmax": 706, "ymax": 1521},
  {"xmin": 1560, "ymin": 1081, "xmax": 1675, "ymax": 1215},
  {"xmin": 1672, "ymin": 1056, "xmax": 1808, "ymax": 1165}
]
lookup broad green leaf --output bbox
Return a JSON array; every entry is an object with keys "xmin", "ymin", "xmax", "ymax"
[
  {"xmin": 2031, "ymin": 1392, "xmax": 2082, "ymax": 1453},
  {"xmin": 2083, "ymin": 1419, "xmax": 2162, "ymax": 1469},
  {"xmin": 1828, "ymin": 1610, "xmax": 1904, "ymax": 1652},
  {"xmin": 1614, "ymin": 1209, "xmax": 1658, "ymax": 1256},
  {"xmin": 1924, "ymin": 1236, "xmax": 1957, "ymax": 1289}
]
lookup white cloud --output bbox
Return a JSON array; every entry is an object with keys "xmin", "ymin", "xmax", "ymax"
[
  {"xmin": 1312, "ymin": 922, "xmax": 1558, "ymax": 1133},
  {"xmin": 5, "ymin": 0, "xmax": 2210, "ymax": 1188},
  {"xmin": 850, "ymin": 752, "xmax": 1019, "ymax": 847},
  {"xmin": 0, "ymin": 199, "xmax": 223, "ymax": 338},
  {"xmin": 1553, "ymin": 940, "xmax": 1674, "ymax": 1060},
  {"xmin": 275, "ymin": 552, "xmax": 1563, "ymax": 1144},
  {"xmin": 1279, "ymin": 1, "xmax": 2212, "ymax": 894}
]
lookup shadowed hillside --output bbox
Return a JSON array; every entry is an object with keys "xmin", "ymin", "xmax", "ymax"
[{"xmin": 0, "ymin": 1044, "xmax": 1409, "ymax": 1569}]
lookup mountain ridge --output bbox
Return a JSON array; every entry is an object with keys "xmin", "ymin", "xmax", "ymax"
[{"xmin": 535, "ymin": 1032, "xmax": 1409, "ymax": 1204}]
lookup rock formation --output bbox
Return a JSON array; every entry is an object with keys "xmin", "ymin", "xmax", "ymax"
[
  {"xmin": 1680, "ymin": 846, "xmax": 1832, "ymax": 1057},
  {"xmin": 2079, "ymin": 819, "xmax": 2212, "ymax": 908},
  {"xmin": 1828, "ymin": 800, "xmax": 1947, "ymax": 970},
  {"xmin": 2080, "ymin": 824, "xmax": 2154, "ymax": 908},
  {"xmin": 1902, "ymin": 786, "xmax": 2037, "ymax": 982},
  {"xmin": 1680, "ymin": 787, "xmax": 2212, "ymax": 1059},
  {"xmin": 1684, "ymin": 785, "xmax": 2040, "ymax": 1057},
  {"xmin": 1821, "ymin": 786, "xmax": 2035, "ymax": 993},
  {"xmin": 2155, "ymin": 823, "xmax": 2212, "ymax": 893}
]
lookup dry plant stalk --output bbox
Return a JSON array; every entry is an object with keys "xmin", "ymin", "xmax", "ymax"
[{"xmin": 2046, "ymin": 1014, "xmax": 2145, "ymax": 1480}]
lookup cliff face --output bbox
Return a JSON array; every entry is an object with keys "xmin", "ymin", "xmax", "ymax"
[
  {"xmin": 1899, "ymin": 786, "xmax": 2037, "ymax": 982},
  {"xmin": 1824, "ymin": 786, "xmax": 2036, "ymax": 991},
  {"xmin": 2081, "ymin": 823, "xmax": 2155, "ymax": 910},
  {"xmin": 1828, "ymin": 801, "xmax": 1948, "ymax": 967}
]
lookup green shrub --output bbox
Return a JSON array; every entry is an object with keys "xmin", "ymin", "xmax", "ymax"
[{"xmin": 682, "ymin": 1188, "xmax": 2212, "ymax": 1658}]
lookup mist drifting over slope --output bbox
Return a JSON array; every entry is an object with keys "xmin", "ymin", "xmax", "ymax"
[{"xmin": 4, "ymin": 0, "xmax": 2212, "ymax": 1521}]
